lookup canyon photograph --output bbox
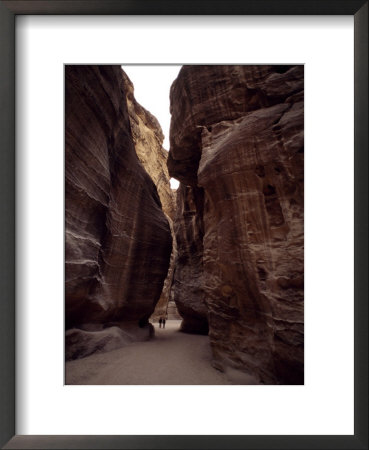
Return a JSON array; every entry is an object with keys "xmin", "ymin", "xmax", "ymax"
[{"xmin": 65, "ymin": 64, "xmax": 304, "ymax": 385}]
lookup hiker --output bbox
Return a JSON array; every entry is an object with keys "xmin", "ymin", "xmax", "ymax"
[
  {"xmin": 162, "ymin": 317, "xmax": 166, "ymax": 329},
  {"xmin": 159, "ymin": 317, "xmax": 162, "ymax": 328}
]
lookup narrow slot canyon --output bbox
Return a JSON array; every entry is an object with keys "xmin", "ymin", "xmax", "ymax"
[{"xmin": 65, "ymin": 65, "xmax": 304, "ymax": 385}]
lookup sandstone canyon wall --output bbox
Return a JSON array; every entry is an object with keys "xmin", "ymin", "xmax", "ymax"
[
  {"xmin": 65, "ymin": 65, "xmax": 172, "ymax": 360},
  {"xmin": 122, "ymin": 72, "xmax": 178, "ymax": 321},
  {"xmin": 123, "ymin": 71, "xmax": 175, "ymax": 220},
  {"xmin": 168, "ymin": 65, "xmax": 304, "ymax": 384}
]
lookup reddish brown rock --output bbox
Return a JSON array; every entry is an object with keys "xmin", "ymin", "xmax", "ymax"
[
  {"xmin": 150, "ymin": 214, "xmax": 179, "ymax": 321},
  {"xmin": 168, "ymin": 65, "xmax": 304, "ymax": 384},
  {"xmin": 171, "ymin": 184, "xmax": 208, "ymax": 334},
  {"xmin": 121, "ymin": 71, "xmax": 177, "ymax": 319},
  {"xmin": 65, "ymin": 66, "xmax": 172, "ymax": 358}
]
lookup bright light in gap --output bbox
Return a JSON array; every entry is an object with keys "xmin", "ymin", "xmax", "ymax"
[
  {"xmin": 121, "ymin": 65, "xmax": 181, "ymax": 150},
  {"xmin": 170, "ymin": 178, "xmax": 179, "ymax": 189}
]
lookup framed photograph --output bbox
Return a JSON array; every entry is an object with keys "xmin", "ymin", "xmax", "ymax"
[{"xmin": 1, "ymin": 1, "xmax": 367, "ymax": 449}]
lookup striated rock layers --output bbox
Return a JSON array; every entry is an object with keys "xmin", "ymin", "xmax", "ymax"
[
  {"xmin": 65, "ymin": 65, "xmax": 172, "ymax": 360},
  {"xmin": 168, "ymin": 65, "xmax": 304, "ymax": 384},
  {"xmin": 123, "ymin": 71, "xmax": 175, "ymax": 220},
  {"xmin": 122, "ymin": 71, "xmax": 177, "ymax": 320},
  {"xmin": 171, "ymin": 183, "xmax": 208, "ymax": 334},
  {"xmin": 150, "ymin": 213, "xmax": 178, "ymax": 322}
]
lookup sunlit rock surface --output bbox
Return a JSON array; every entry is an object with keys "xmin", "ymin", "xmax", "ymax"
[
  {"xmin": 65, "ymin": 65, "xmax": 172, "ymax": 359},
  {"xmin": 168, "ymin": 65, "xmax": 304, "ymax": 384},
  {"xmin": 123, "ymin": 71, "xmax": 175, "ymax": 220},
  {"xmin": 150, "ymin": 215, "xmax": 179, "ymax": 321},
  {"xmin": 122, "ymin": 71, "xmax": 177, "ymax": 319}
]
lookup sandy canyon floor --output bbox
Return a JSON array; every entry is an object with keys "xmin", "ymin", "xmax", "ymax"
[{"xmin": 65, "ymin": 320, "xmax": 232, "ymax": 385}]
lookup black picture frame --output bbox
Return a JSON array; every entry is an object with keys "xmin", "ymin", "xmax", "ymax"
[{"xmin": 0, "ymin": 1, "xmax": 367, "ymax": 449}]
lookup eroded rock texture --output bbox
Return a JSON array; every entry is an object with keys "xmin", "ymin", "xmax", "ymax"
[
  {"xmin": 122, "ymin": 71, "xmax": 177, "ymax": 319},
  {"xmin": 65, "ymin": 66, "xmax": 172, "ymax": 359},
  {"xmin": 172, "ymin": 184, "xmax": 208, "ymax": 334},
  {"xmin": 150, "ymin": 215, "xmax": 178, "ymax": 321},
  {"xmin": 168, "ymin": 65, "xmax": 304, "ymax": 384},
  {"xmin": 124, "ymin": 72, "xmax": 175, "ymax": 220}
]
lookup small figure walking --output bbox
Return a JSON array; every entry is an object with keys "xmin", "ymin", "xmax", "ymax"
[
  {"xmin": 159, "ymin": 317, "xmax": 162, "ymax": 328},
  {"xmin": 162, "ymin": 317, "xmax": 166, "ymax": 329}
]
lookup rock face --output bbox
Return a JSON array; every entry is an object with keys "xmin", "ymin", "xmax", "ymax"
[
  {"xmin": 65, "ymin": 65, "xmax": 172, "ymax": 359},
  {"xmin": 166, "ymin": 300, "xmax": 182, "ymax": 320},
  {"xmin": 168, "ymin": 65, "xmax": 304, "ymax": 384},
  {"xmin": 150, "ymin": 214, "xmax": 178, "ymax": 321},
  {"xmin": 172, "ymin": 184, "xmax": 208, "ymax": 334},
  {"xmin": 123, "ymin": 72, "xmax": 175, "ymax": 220},
  {"xmin": 122, "ymin": 71, "xmax": 177, "ymax": 320}
]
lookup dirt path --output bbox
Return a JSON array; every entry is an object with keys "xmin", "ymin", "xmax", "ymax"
[{"xmin": 66, "ymin": 320, "xmax": 231, "ymax": 385}]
